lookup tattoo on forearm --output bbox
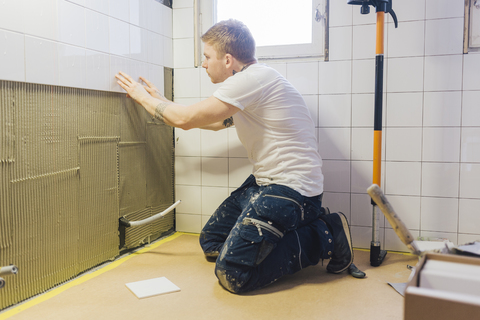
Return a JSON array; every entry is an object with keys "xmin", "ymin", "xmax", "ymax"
[
  {"xmin": 154, "ymin": 102, "xmax": 170, "ymax": 122},
  {"xmin": 223, "ymin": 117, "xmax": 234, "ymax": 128}
]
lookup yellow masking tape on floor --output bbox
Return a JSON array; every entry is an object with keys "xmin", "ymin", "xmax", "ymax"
[{"xmin": 0, "ymin": 232, "xmax": 194, "ymax": 320}]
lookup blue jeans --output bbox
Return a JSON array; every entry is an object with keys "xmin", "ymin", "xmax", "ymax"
[{"xmin": 199, "ymin": 175, "xmax": 334, "ymax": 293}]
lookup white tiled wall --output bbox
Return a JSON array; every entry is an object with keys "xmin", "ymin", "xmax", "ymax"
[
  {"xmin": 173, "ymin": 0, "xmax": 480, "ymax": 251},
  {"xmin": 0, "ymin": 0, "xmax": 173, "ymax": 92}
]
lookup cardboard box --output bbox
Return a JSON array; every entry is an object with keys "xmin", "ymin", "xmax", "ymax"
[{"xmin": 404, "ymin": 253, "xmax": 480, "ymax": 320}]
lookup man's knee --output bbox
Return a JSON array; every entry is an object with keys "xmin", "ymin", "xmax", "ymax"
[{"xmin": 215, "ymin": 264, "xmax": 249, "ymax": 294}]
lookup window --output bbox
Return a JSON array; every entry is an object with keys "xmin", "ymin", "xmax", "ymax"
[
  {"xmin": 464, "ymin": 0, "xmax": 480, "ymax": 52},
  {"xmin": 195, "ymin": 0, "xmax": 328, "ymax": 63}
]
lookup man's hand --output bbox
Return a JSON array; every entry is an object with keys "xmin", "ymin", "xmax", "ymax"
[
  {"xmin": 139, "ymin": 76, "xmax": 164, "ymax": 100},
  {"xmin": 115, "ymin": 71, "xmax": 150, "ymax": 104}
]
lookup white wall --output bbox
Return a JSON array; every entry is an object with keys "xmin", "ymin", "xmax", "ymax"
[
  {"xmin": 0, "ymin": 0, "xmax": 172, "ymax": 93},
  {"xmin": 173, "ymin": 0, "xmax": 480, "ymax": 252}
]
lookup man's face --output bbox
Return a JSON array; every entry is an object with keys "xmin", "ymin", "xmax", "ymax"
[{"xmin": 202, "ymin": 43, "xmax": 230, "ymax": 84}]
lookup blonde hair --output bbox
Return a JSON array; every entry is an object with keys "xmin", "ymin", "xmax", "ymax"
[{"xmin": 201, "ymin": 19, "xmax": 256, "ymax": 64}]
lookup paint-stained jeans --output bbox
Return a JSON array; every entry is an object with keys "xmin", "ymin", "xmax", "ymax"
[{"xmin": 199, "ymin": 175, "xmax": 334, "ymax": 293}]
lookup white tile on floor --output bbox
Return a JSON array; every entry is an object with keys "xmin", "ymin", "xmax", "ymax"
[
  {"xmin": 423, "ymin": 91, "xmax": 462, "ymax": 127},
  {"xmin": 329, "ymin": 0, "xmax": 352, "ymax": 27},
  {"xmin": 394, "ymin": 0, "xmax": 426, "ymax": 22},
  {"xmin": 319, "ymin": 60, "xmax": 352, "ymax": 94},
  {"xmin": 202, "ymin": 157, "xmax": 228, "ymax": 187},
  {"xmin": 386, "ymin": 93, "xmax": 423, "ymax": 127},
  {"xmin": 351, "ymin": 193, "xmax": 376, "ymax": 227},
  {"xmin": 148, "ymin": 32, "xmax": 164, "ymax": 65},
  {"xmin": 322, "ymin": 160, "xmax": 351, "ymax": 193},
  {"xmin": 173, "ymin": 38, "xmax": 195, "ymax": 68},
  {"xmin": 0, "ymin": 0, "xmax": 25, "ymax": 33},
  {"xmin": 201, "ymin": 186, "xmax": 228, "ymax": 216},
  {"xmin": 175, "ymin": 185, "xmax": 202, "ymax": 214},
  {"xmin": 176, "ymin": 213, "xmax": 202, "ymax": 233},
  {"xmin": 85, "ymin": 0, "xmax": 109, "ymax": 15},
  {"xmin": 322, "ymin": 192, "xmax": 351, "ymax": 220},
  {"xmin": 173, "ymin": 7, "xmax": 194, "ymax": 39},
  {"xmin": 422, "ymin": 127, "xmax": 461, "ymax": 162},
  {"xmin": 351, "ymin": 94, "xmax": 374, "ymax": 127},
  {"xmin": 286, "ymin": 62, "xmax": 319, "ymax": 95},
  {"xmin": 318, "ymin": 128, "xmax": 351, "ymax": 160},
  {"xmin": 0, "ymin": 30, "xmax": 25, "ymax": 82},
  {"xmin": 462, "ymin": 91, "xmax": 480, "ymax": 126},
  {"xmin": 57, "ymin": 0, "xmax": 85, "ymax": 47},
  {"xmin": 459, "ymin": 199, "xmax": 480, "ymax": 234},
  {"xmin": 385, "ymin": 161, "xmax": 422, "ymax": 196},
  {"xmin": 201, "ymin": 130, "xmax": 228, "ymax": 158},
  {"xmin": 164, "ymin": 37, "xmax": 174, "ymax": 68},
  {"xmin": 25, "ymin": 36, "xmax": 58, "ymax": 86},
  {"xmin": 175, "ymin": 128, "xmax": 201, "ymax": 157},
  {"xmin": 85, "ymin": 9, "xmax": 109, "ymax": 53},
  {"xmin": 228, "ymin": 158, "xmax": 252, "ymax": 188},
  {"xmin": 387, "ymin": 57, "xmax": 424, "ymax": 92},
  {"xmin": 460, "ymin": 163, "xmax": 480, "ymax": 199},
  {"xmin": 424, "ymin": 55, "xmax": 463, "ymax": 92},
  {"xmin": 386, "ymin": 195, "xmax": 421, "ymax": 230},
  {"xmin": 329, "ymin": 26, "xmax": 352, "ymax": 61},
  {"xmin": 109, "ymin": 17, "xmax": 130, "ymax": 57},
  {"xmin": 130, "ymin": 25, "xmax": 148, "ymax": 62},
  {"xmin": 387, "ymin": 20, "xmax": 425, "ymax": 58},
  {"xmin": 174, "ymin": 68, "xmax": 200, "ymax": 98},
  {"xmin": 386, "ymin": 127, "xmax": 422, "ymax": 162},
  {"xmin": 228, "ymin": 128, "xmax": 247, "ymax": 158},
  {"xmin": 109, "ymin": 0, "xmax": 129, "ymax": 22},
  {"xmin": 461, "ymin": 128, "xmax": 480, "ymax": 163},
  {"xmin": 175, "ymin": 156, "xmax": 202, "ymax": 185},
  {"xmin": 425, "ymin": 0, "xmax": 465, "ymax": 19},
  {"xmin": 352, "ymin": 59, "xmax": 375, "ymax": 94},
  {"xmin": 425, "ymin": 18, "xmax": 464, "ymax": 56},
  {"xmin": 421, "ymin": 197, "xmax": 458, "ymax": 233},
  {"xmin": 421, "ymin": 162, "xmax": 460, "ymax": 198},
  {"xmin": 200, "ymin": 69, "xmax": 221, "ymax": 98},
  {"xmin": 352, "ymin": 24, "xmax": 376, "ymax": 60},
  {"xmin": 351, "ymin": 128, "xmax": 373, "ymax": 161},
  {"xmin": 463, "ymin": 53, "xmax": 480, "ymax": 91},
  {"xmin": 24, "ymin": 0, "xmax": 57, "ymax": 40},
  {"xmin": 125, "ymin": 277, "xmax": 180, "ymax": 299},
  {"xmin": 319, "ymin": 94, "xmax": 351, "ymax": 128},
  {"xmin": 351, "ymin": 160, "xmax": 375, "ymax": 194},
  {"xmin": 85, "ymin": 49, "xmax": 110, "ymax": 91}
]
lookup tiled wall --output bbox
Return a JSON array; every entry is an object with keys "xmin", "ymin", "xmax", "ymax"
[
  {"xmin": 173, "ymin": 0, "xmax": 480, "ymax": 252},
  {"xmin": 0, "ymin": 0, "xmax": 172, "ymax": 93}
]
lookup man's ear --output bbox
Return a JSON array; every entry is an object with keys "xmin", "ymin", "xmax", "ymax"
[{"xmin": 225, "ymin": 53, "xmax": 234, "ymax": 68}]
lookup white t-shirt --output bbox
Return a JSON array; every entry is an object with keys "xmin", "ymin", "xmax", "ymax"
[{"xmin": 213, "ymin": 63, "xmax": 324, "ymax": 197}]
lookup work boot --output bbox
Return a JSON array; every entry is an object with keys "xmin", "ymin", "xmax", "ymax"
[
  {"xmin": 204, "ymin": 251, "xmax": 219, "ymax": 262},
  {"xmin": 321, "ymin": 212, "xmax": 353, "ymax": 274}
]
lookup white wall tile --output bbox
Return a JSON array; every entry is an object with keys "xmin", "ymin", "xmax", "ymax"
[
  {"xmin": 322, "ymin": 160, "xmax": 350, "ymax": 193},
  {"xmin": 419, "ymin": 231, "xmax": 457, "ymax": 244},
  {"xmin": 176, "ymin": 213, "xmax": 201, "ymax": 233},
  {"xmin": 109, "ymin": 18, "xmax": 130, "ymax": 57},
  {"xmin": 202, "ymin": 157, "xmax": 228, "ymax": 187},
  {"xmin": 201, "ymin": 130, "xmax": 228, "ymax": 157},
  {"xmin": 422, "ymin": 127, "xmax": 461, "ymax": 162},
  {"xmin": 228, "ymin": 128, "xmax": 248, "ymax": 158},
  {"xmin": 24, "ymin": 0, "xmax": 57, "ymax": 40},
  {"xmin": 319, "ymin": 94, "xmax": 351, "ymax": 128},
  {"xmin": 201, "ymin": 186, "xmax": 228, "ymax": 216},
  {"xmin": 109, "ymin": 55, "xmax": 130, "ymax": 92},
  {"xmin": 425, "ymin": 18, "xmax": 464, "ymax": 56},
  {"xmin": 164, "ymin": 37, "xmax": 174, "ymax": 68},
  {"xmin": 351, "ymin": 94, "xmax": 374, "ymax": 127},
  {"xmin": 421, "ymin": 162, "xmax": 460, "ymax": 197},
  {"xmin": 0, "ymin": 30, "xmax": 25, "ymax": 82},
  {"xmin": 57, "ymin": 43, "xmax": 87, "ymax": 88},
  {"xmin": 352, "ymin": 24, "xmax": 376, "ymax": 60},
  {"xmin": 458, "ymin": 233, "xmax": 480, "ymax": 245},
  {"xmin": 329, "ymin": 26, "xmax": 352, "ymax": 61},
  {"xmin": 200, "ymin": 68, "xmax": 221, "ymax": 98},
  {"xmin": 148, "ymin": 32, "xmax": 164, "ymax": 65},
  {"xmin": 267, "ymin": 62, "xmax": 287, "ymax": 78},
  {"xmin": 175, "ymin": 128, "xmax": 201, "ymax": 157},
  {"xmin": 460, "ymin": 163, "xmax": 480, "ymax": 199},
  {"xmin": 130, "ymin": 25, "xmax": 148, "ymax": 62},
  {"xmin": 173, "ymin": 38, "xmax": 194, "ymax": 68},
  {"xmin": 461, "ymin": 128, "xmax": 480, "ymax": 163},
  {"xmin": 0, "ymin": 0, "xmax": 25, "ymax": 33},
  {"xmin": 386, "ymin": 127, "xmax": 422, "ymax": 161},
  {"xmin": 386, "ymin": 93, "xmax": 423, "ymax": 127},
  {"xmin": 85, "ymin": 9, "xmax": 109, "ymax": 53},
  {"xmin": 421, "ymin": 197, "xmax": 458, "ymax": 233},
  {"xmin": 286, "ymin": 62, "xmax": 319, "ymax": 95},
  {"xmin": 163, "ymin": 7, "xmax": 173, "ymax": 38},
  {"xmin": 329, "ymin": 0, "xmax": 352, "ymax": 27},
  {"xmin": 303, "ymin": 95, "xmax": 319, "ymax": 128},
  {"xmin": 57, "ymin": 0, "xmax": 85, "ymax": 47},
  {"xmin": 319, "ymin": 60, "xmax": 351, "ymax": 94},
  {"xmin": 147, "ymin": 0, "xmax": 163, "ymax": 35},
  {"xmin": 459, "ymin": 199, "xmax": 480, "ymax": 234},
  {"xmin": 351, "ymin": 193, "xmax": 375, "ymax": 226},
  {"xmin": 228, "ymin": 158, "xmax": 252, "ymax": 188},
  {"xmin": 351, "ymin": 226, "xmax": 385, "ymax": 249},
  {"xmin": 462, "ymin": 91, "xmax": 480, "ymax": 126},
  {"xmin": 387, "ymin": 195, "xmax": 421, "ymax": 230},
  {"xmin": 174, "ymin": 68, "xmax": 200, "ymax": 98},
  {"xmin": 176, "ymin": 185, "xmax": 202, "ymax": 214},
  {"xmin": 463, "ymin": 53, "xmax": 480, "ymax": 91},
  {"xmin": 351, "ymin": 160, "xmax": 374, "ymax": 194},
  {"xmin": 385, "ymin": 228, "xmax": 419, "ymax": 252},
  {"xmin": 85, "ymin": 49, "xmax": 110, "ymax": 91},
  {"xmin": 108, "ymin": 0, "xmax": 129, "ymax": 22},
  {"xmin": 352, "ymin": 59, "xmax": 375, "ymax": 94},
  {"xmin": 173, "ymin": 0, "xmax": 193, "ymax": 9},
  {"xmin": 352, "ymin": 8, "xmax": 376, "ymax": 26},
  {"xmin": 426, "ymin": 0, "xmax": 465, "ymax": 19},
  {"xmin": 351, "ymin": 128, "xmax": 373, "ymax": 161},
  {"xmin": 423, "ymin": 91, "xmax": 462, "ymax": 127},
  {"xmin": 394, "ymin": 0, "xmax": 426, "ymax": 22},
  {"xmin": 175, "ymin": 156, "xmax": 202, "ymax": 185},
  {"xmin": 387, "ymin": 57, "xmax": 424, "ymax": 92},
  {"xmin": 385, "ymin": 161, "xmax": 422, "ymax": 196},
  {"xmin": 147, "ymin": 64, "xmax": 164, "ymax": 95},
  {"xmin": 129, "ymin": 0, "xmax": 148, "ymax": 28},
  {"xmin": 424, "ymin": 55, "xmax": 463, "ymax": 92},
  {"xmin": 322, "ymin": 192, "xmax": 351, "ymax": 220},
  {"xmin": 85, "ymin": 0, "xmax": 109, "ymax": 15},
  {"xmin": 173, "ymin": 7, "xmax": 194, "ymax": 39},
  {"xmin": 318, "ymin": 128, "xmax": 351, "ymax": 160},
  {"xmin": 25, "ymin": 36, "xmax": 58, "ymax": 86},
  {"xmin": 387, "ymin": 20, "xmax": 425, "ymax": 58}
]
